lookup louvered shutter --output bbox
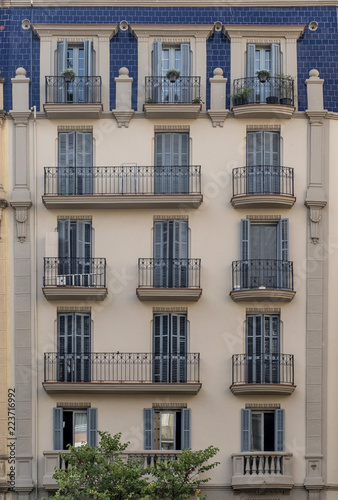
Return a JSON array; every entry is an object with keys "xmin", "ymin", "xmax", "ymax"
[
  {"xmin": 76, "ymin": 132, "xmax": 93, "ymax": 195},
  {"xmin": 270, "ymin": 44, "xmax": 281, "ymax": 77},
  {"xmin": 246, "ymin": 314, "xmax": 263, "ymax": 383},
  {"xmin": 58, "ymin": 219, "xmax": 71, "ymax": 280},
  {"xmin": 180, "ymin": 44, "xmax": 190, "ymax": 77},
  {"xmin": 278, "ymin": 219, "xmax": 289, "ymax": 289},
  {"xmin": 57, "ymin": 39, "xmax": 68, "ymax": 103},
  {"xmin": 274, "ymin": 409, "xmax": 285, "ymax": 452},
  {"xmin": 75, "ymin": 221, "xmax": 92, "ymax": 285},
  {"xmin": 153, "ymin": 221, "xmax": 169, "ymax": 287},
  {"xmin": 264, "ymin": 132, "xmax": 280, "ymax": 194},
  {"xmin": 87, "ymin": 408, "xmax": 97, "ymax": 447},
  {"xmin": 144, "ymin": 408, "xmax": 154, "ymax": 450},
  {"xmin": 75, "ymin": 313, "xmax": 91, "ymax": 382},
  {"xmin": 153, "ymin": 313, "xmax": 170, "ymax": 382},
  {"xmin": 58, "ymin": 132, "xmax": 75, "ymax": 195},
  {"xmin": 53, "ymin": 407, "xmax": 63, "ymax": 450},
  {"xmin": 57, "ymin": 313, "xmax": 74, "ymax": 382},
  {"xmin": 181, "ymin": 43, "xmax": 190, "ymax": 102},
  {"xmin": 241, "ymin": 409, "xmax": 251, "ymax": 452},
  {"xmin": 173, "ymin": 220, "xmax": 188, "ymax": 287},
  {"xmin": 84, "ymin": 39, "xmax": 93, "ymax": 77},
  {"xmin": 181, "ymin": 408, "xmax": 191, "ymax": 449},
  {"xmin": 246, "ymin": 44, "xmax": 256, "ymax": 78},
  {"xmin": 247, "ymin": 132, "xmax": 264, "ymax": 194},
  {"xmin": 265, "ymin": 315, "xmax": 280, "ymax": 384},
  {"xmin": 154, "ymin": 133, "xmax": 171, "ymax": 194},
  {"xmin": 171, "ymin": 314, "xmax": 187, "ymax": 383},
  {"xmin": 152, "ymin": 40, "xmax": 162, "ymax": 102},
  {"xmin": 172, "ymin": 133, "xmax": 189, "ymax": 194},
  {"xmin": 240, "ymin": 219, "xmax": 251, "ymax": 289}
]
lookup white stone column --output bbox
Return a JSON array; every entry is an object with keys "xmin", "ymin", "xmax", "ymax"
[
  {"xmin": 207, "ymin": 67, "xmax": 229, "ymax": 127},
  {"xmin": 112, "ymin": 67, "xmax": 134, "ymax": 127}
]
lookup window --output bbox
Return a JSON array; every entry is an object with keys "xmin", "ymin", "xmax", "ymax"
[
  {"xmin": 53, "ymin": 407, "xmax": 97, "ymax": 450},
  {"xmin": 247, "ymin": 44, "xmax": 280, "ymax": 103},
  {"xmin": 241, "ymin": 218, "xmax": 289, "ymax": 288},
  {"xmin": 241, "ymin": 408, "xmax": 284, "ymax": 452},
  {"xmin": 144, "ymin": 408, "xmax": 190, "ymax": 450},
  {"xmin": 154, "ymin": 133, "xmax": 189, "ymax": 194},
  {"xmin": 58, "ymin": 219, "xmax": 92, "ymax": 285},
  {"xmin": 246, "ymin": 314, "xmax": 280, "ymax": 383},
  {"xmin": 58, "ymin": 131, "xmax": 93, "ymax": 195},
  {"xmin": 153, "ymin": 219, "xmax": 188, "ymax": 288},
  {"xmin": 246, "ymin": 131, "xmax": 280, "ymax": 194},
  {"xmin": 57, "ymin": 312, "xmax": 91, "ymax": 382},
  {"xmin": 153, "ymin": 313, "xmax": 187, "ymax": 383}
]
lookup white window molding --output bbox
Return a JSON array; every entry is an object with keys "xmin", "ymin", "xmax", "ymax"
[
  {"xmin": 129, "ymin": 24, "xmax": 214, "ymax": 111},
  {"xmin": 32, "ymin": 24, "xmax": 118, "ymax": 111}
]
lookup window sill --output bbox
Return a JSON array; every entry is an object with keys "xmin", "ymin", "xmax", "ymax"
[
  {"xmin": 42, "ymin": 286, "xmax": 108, "ymax": 301},
  {"xmin": 143, "ymin": 102, "xmax": 201, "ymax": 119},
  {"xmin": 231, "ymin": 194, "xmax": 296, "ymax": 209},
  {"xmin": 43, "ymin": 103, "xmax": 103, "ymax": 119},
  {"xmin": 230, "ymin": 289, "xmax": 296, "ymax": 302},
  {"xmin": 232, "ymin": 103, "xmax": 295, "ymax": 119},
  {"xmin": 230, "ymin": 383, "xmax": 296, "ymax": 395},
  {"xmin": 136, "ymin": 287, "xmax": 202, "ymax": 301}
]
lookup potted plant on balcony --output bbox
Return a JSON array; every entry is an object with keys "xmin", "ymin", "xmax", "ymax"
[
  {"xmin": 166, "ymin": 69, "xmax": 180, "ymax": 83},
  {"xmin": 230, "ymin": 87, "xmax": 252, "ymax": 106},
  {"xmin": 278, "ymin": 73, "xmax": 293, "ymax": 105},
  {"xmin": 256, "ymin": 69, "xmax": 271, "ymax": 83},
  {"xmin": 61, "ymin": 69, "xmax": 76, "ymax": 82},
  {"xmin": 192, "ymin": 97, "xmax": 204, "ymax": 104}
]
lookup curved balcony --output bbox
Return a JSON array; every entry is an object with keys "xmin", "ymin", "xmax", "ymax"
[
  {"xmin": 44, "ymin": 76, "xmax": 102, "ymax": 118},
  {"xmin": 43, "ymin": 352, "xmax": 201, "ymax": 394},
  {"xmin": 230, "ymin": 353, "xmax": 295, "ymax": 395},
  {"xmin": 42, "ymin": 257, "xmax": 107, "ymax": 301},
  {"xmin": 137, "ymin": 258, "xmax": 202, "ymax": 301},
  {"xmin": 230, "ymin": 260, "xmax": 296, "ymax": 302},
  {"xmin": 144, "ymin": 76, "xmax": 202, "ymax": 118},
  {"xmin": 42, "ymin": 165, "xmax": 202, "ymax": 209},
  {"xmin": 231, "ymin": 76, "xmax": 295, "ymax": 118},
  {"xmin": 231, "ymin": 166, "xmax": 295, "ymax": 208}
]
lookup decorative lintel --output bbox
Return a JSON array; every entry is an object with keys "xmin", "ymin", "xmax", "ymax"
[
  {"xmin": 304, "ymin": 199, "xmax": 327, "ymax": 245},
  {"xmin": 10, "ymin": 201, "xmax": 32, "ymax": 242}
]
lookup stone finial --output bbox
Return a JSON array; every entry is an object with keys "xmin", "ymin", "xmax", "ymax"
[
  {"xmin": 309, "ymin": 69, "xmax": 319, "ymax": 78},
  {"xmin": 306, "ymin": 68, "xmax": 324, "ymax": 112},
  {"xmin": 119, "ymin": 67, "xmax": 129, "ymax": 77},
  {"xmin": 15, "ymin": 67, "xmax": 27, "ymax": 78},
  {"xmin": 213, "ymin": 67, "xmax": 223, "ymax": 78}
]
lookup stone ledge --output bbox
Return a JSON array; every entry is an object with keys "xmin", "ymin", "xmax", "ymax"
[
  {"xmin": 137, "ymin": 288, "xmax": 202, "ymax": 301},
  {"xmin": 43, "ymin": 382, "xmax": 201, "ymax": 394},
  {"xmin": 230, "ymin": 289, "xmax": 296, "ymax": 302}
]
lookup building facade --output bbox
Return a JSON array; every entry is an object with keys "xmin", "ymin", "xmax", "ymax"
[{"xmin": 1, "ymin": 1, "xmax": 338, "ymax": 499}]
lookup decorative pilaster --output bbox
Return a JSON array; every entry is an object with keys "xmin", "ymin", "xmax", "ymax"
[
  {"xmin": 112, "ymin": 67, "xmax": 134, "ymax": 127},
  {"xmin": 207, "ymin": 68, "xmax": 229, "ymax": 127}
]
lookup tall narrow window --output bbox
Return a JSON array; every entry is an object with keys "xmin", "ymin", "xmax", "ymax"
[
  {"xmin": 57, "ymin": 312, "xmax": 91, "ymax": 383},
  {"xmin": 246, "ymin": 314, "xmax": 280, "ymax": 383},
  {"xmin": 144, "ymin": 408, "xmax": 191, "ymax": 450},
  {"xmin": 153, "ymin": 219, "xmax": 188, "ymax": 288},
  {"xmin": 154, "ymin": 133, "xmax": 189, "ymax": 194},
  {"xmin": 58, "ymin": 131, "xmax": 93, "ymax": 195},
  {"xmin": 247, "ymin": 43, "xmax": 280, "ymax": 102},
  {"xmin": 246, "ymin": 131, "xmax": 280, "ymax": 194},
  {"xmin": 153, "ymin": 313, "xmax": 187, "ymax": 383},
  {"xmin": 53, "ymin": 407, "xmax": 97, "ymax": 450},
  {"xmin": 58, "ymin": 219, "xmax": 92, "ymax": 286}
]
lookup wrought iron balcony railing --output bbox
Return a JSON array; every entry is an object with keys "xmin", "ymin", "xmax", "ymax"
[
  {"xmin": 44, "ymin": 352, "xmax": 200, "ymax": 384},
  {"xmin": 232, "ymin": 260, "xmax": 294, "ymax": 290},
  {"xmin": 45, "ymin": 76, "xmax": 102, "ymax": 104},
  {"xmin": 145, "ymin": 76, "xmax": 201, "ymax": 104},
  {"xmin": 231, "ymin": 76, "xmax": 294, "ymax": 106},
  {"xmin": 232, "ymin": 353, "xmax": 294, "ymax": 385},
  {"xmin": 232, "ymin": 166, "xmax": 294, "ymax": 197},
  {"xmin": 43, "ymin": 258, "xmax": 106, "ymax": 287},
  {"xmin": 138, "ymin": 258, "xmax": 201, "ymax": 289},
  {"xmin": 44, "ymin": 165, "xmax": 201, "ymax": 196}
]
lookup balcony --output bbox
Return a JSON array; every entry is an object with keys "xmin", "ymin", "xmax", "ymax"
[
  {"xmin": 230, "ymin": 354, "xmax": 295, "ymax": 395},
  {"xmin": 42, "ymin": 166, "xmax": 203, "ymax": 209},
  {"xmin": 43, "ymin": 449, "xmax": 182, "ymax": 490},
  {"xmin": 43, "ymin": 352, "xmax": 201, "ymax": 394},
  {"xmin": 231, "ymin": 166, "xmax": 295, "ymax": 208},
  {"xmin": 137, "ymin": 258, "xmax": 202, "ymax": 301},
  {"xmin": 42, "ymin": 257, "xmax": 107, "ymax": 301},
  {"xmin": 231, "ymin": 453, "xmax": 294, "ymax": 492},
  {"xmin": 44, "ymin": 76, "xmax": 102, "ymax": 118},
  {"xmin": 231, "ymin": 76, "xmax": 295, "ymax": 118},
  {"xmin": 230, "ymin": 260, "xmax": 296, "ymax": 302},
  {"xmin": 144, "ymin": 76, "xmax": 202, "ymax": 118}
]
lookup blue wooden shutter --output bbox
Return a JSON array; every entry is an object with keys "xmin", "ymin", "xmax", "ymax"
[
  {"xmin": 181, "ymin": 43, "xmax": 190, "ymax": 102},
  {"xmin": 144, "ymin": 408, "xmax": 154, "ymax": 450},
  {"xmin": 75, "ymin": 313, "xmax": 91, "ymax": 382},
  {"xmin": 84, "ymin": 39, "xmax": 93, "ymax": 77},
  {"xmin": 58, "ymin": 219, "xmax": 71, "ymax": 279},
  {"xmin": 274, "ymin": 409, "xmax": 284, "ymax": 452},
  {"xmin": 270, "ymin": 44, "xmax": 281, "ymax": 77},
  {"xmin": 264, "ymin": 131, "xmax": 280, "ymax": 194},
  {"xmin": 153, "ymin": 221, "xmax": 169, "ymax": 287},
  {"xmin": 173, "ymin": 220, "xmax": 188, "ymax": 287},
  {"xmin": 278, "ymin": 219, "xmax": 289, "ymax": 261},
  {"xmin": 246, "ymin": 44, "xmax": 256, "ymax": 78},
  {"xmin": 152, "ymin": 40, "xmax": 162, "ymax": 102},
  {"xmin": 76, "ymin": 132, "xmax": 93, "ymax": 194},
  {"xmin": 153, "ymin": 313, "xmax": 170, "ymax": 382},
  {"xmin": 246, "ymin": 131, "xmax": 263, "ymax": 194},
  {"xmin": 53, "ymin": 407, "xmax": 63, "ymax": 450},
  {"xmin": 181, "ymin": 408, "xmax": 191, "ymax": 449},
  {"xmin": 154, "ymin": 133, "xmax": 171, "ymax": 194},
  {"xmin": 246, "ymin": 314, "xmax": 263, "ymax": 383},
  {"xmin": 75, "ymin": 221, "xmax": 92, "ymax": 285},
  {"xmin": 57, "ymin": 312, "xmax": 74, "ymax": 381},
  {"xmin": 87, "ymin": 407, "xmax": 97, "ymax": 447},
  {"xmin": 58, "ymin": 132, "xmax": 75, "ymax": 195},
  {"xmin": 241, "ymin": 219, "xmax": 250, "ymax": 260},
  {"xmin": 171, "ymin": 314, "xmax": 187, "ymax": 383},
  {"xmin": 172, "ymin": 133, "xmax": 189, "ymax": 194},
  {"xmin": 57, "ymin": 39, "xmax": 68, "ymax": 103},
  {"xmin": 241, "ymin": 409, "xmax": 251, "ymax": 452}
]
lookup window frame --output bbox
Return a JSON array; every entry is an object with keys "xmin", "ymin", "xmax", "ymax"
[
  {"xmin": 53, "ymin": 406, "xmax": 97, "ymax": 450},
  {"xmin": 144, "ymin": 407, "xmax": 191, "ymax": 451},
  {"xmin": 241, "ymin": 408, "xmax": 285, "ymax": 453}
]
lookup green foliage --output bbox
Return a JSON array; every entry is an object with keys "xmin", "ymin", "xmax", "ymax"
[
  {"xmin": 142, "ymin": 446, "xmax": 220, "ymax": 500},
  {"xmin": 50, "ymin": 432, "xmax": 147, "ymax": 500}
]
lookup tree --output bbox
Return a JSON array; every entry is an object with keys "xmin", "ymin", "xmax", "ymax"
[
  {"xmin": 50, "ymin": 431, "xmax": 148, "ymax": 500},
  {"xmin": 142, "ymin": 446, "xmax": 220, "ymax": 500}
]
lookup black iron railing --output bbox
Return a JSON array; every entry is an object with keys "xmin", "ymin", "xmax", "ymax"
[
  {"xmin": 232, "ymin": 260, "xmax": 293, "ymax": 290},
  {"xmin": 43, "ymin": 257, "xmax": 106, "ymax": 287},
  {"xmin": 44, "ymin": 352, "xmax": 200, "ymax": 383},
  {"xmin": 145, "ymin": 76, "xmax": 201, "ymax": 104},
  {"xmin": 44, "ymin": 166, "xmax": 202, "ymax": 196},
  {"xmin": 232, "ymin": 166, "xmax": 294, "ymax": 197},
  {"xmin": 231, "ymin": 76, "xmax": 294, "ymax": 106},
  {"xmin": 45, "ymin": 76, "xmax": 102, "ymax": 103},
  {"xmin": 138, "ymin": 258, "xmax": 201, "ymax": 288},
  {"xmin": 232, "ymin": 353, "xmax": 294, "ymax": 385}
]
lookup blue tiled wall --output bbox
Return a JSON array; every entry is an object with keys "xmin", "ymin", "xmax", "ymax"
[{"xmin": 0, "ymin": 6, "xmax": 337, "ymax": 111}]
